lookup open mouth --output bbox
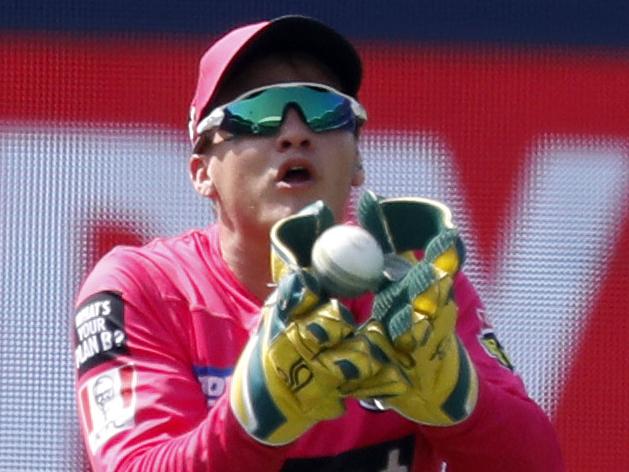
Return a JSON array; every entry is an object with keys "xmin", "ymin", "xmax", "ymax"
[
  {"xmin": 277, "ymin": 160, "xmax": 316, "ymax": 185},
  {"xmin": 282, "ymin": 166, "xmax": 312, "ymax": 183}
]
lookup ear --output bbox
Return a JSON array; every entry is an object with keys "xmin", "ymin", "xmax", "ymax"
[
  {"xmin": 189, "ymin": 154, "xmax": 215, "ymax": 198},
  {"xmin": 351, "ymin": 150, "xmax": 365, "ymax": 187}
]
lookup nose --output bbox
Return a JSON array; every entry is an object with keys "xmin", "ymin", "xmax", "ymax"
[{"xmin": 275, "ymin": 107, "xmax": 313, "ymax": 151}]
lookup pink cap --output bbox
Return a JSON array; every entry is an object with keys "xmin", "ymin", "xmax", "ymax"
[{"xmin": 188, "ymin": 15, "xmax": 362, "ymax": 145}]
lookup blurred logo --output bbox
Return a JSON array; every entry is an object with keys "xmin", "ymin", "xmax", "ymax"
[
  {"xmin": 79, "ymin": 364, "xmax": 137, "ymax": 454},
  {"xmin": 193, "ymin": 365, "xmax": 233, "ymax": 407}
]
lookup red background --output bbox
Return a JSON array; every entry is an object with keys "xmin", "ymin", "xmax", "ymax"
[{"xmin": 3, "ymin": 34, "xmax": 628, "ymax": 470}]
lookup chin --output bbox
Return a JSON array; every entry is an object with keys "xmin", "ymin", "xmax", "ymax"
[
  {"xmin": 262, "ymin": 205, "xmax": 305, "ymax": 229},
  {"xmin": 279, "ymin": 196, "xmax": 319, "ymax": 214},
  {"xmin": 266, "ymin": 191, "xmax": 349, "ymax": 224}
]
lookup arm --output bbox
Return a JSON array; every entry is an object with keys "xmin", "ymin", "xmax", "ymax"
[
  {"xmin": 419, "ymin": 272, "xmax": 565, "ymax": 471},
  {"xmin": 73, "ymin": 251, "xmax": 287, "ymax": 471}
]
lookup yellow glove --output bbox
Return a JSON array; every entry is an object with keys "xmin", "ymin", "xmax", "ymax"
[
  {"xmin": 355, "ymin": 190, "xmax": 479, "ymax": 426},
  {"xmin": 230, "ymin": 202, "xmax": 391, "ymax": 445}
]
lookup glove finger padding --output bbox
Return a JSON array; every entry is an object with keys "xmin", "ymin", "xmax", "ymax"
[
  {"xmin": 355, "ymin": 190, "xmax": 478, "ymax": 426},
  {"xmin": 358, "ymin": 190, "xmax": 465, "ymax": 278},
  {"xmin": 334, "ymin": 334, "xmax": 408, "ymax": 398},
  {"xmin": 270, "ymin": 200, "xmax": 335, "ymax": 284}
]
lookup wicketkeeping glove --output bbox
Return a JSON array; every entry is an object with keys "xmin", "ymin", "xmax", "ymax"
[
  {"xmin": 230, "ymin": 201, "xmax": 394, "ymax": 446},
  {"xmin": 355, "ymin": 190, "xmax": 479, "ymax": 426}
]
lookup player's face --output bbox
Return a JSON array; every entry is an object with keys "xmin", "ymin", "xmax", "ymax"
[{"xmin": 190, "ymin": 55, "xmax": 364, "ymax": 239}]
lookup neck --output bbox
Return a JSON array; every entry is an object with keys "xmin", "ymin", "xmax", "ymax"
[{"xmin": 218, "ymin": 223, "xmax": 274, "ymax": 302}]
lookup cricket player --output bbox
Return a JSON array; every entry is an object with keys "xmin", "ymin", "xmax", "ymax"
[{"xmin": 73, "ymin": 15, "xmax": 564, "ymax": 471}]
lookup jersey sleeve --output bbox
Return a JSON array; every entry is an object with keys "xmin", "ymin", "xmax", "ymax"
[
  {"xmin": 73, "ymin": 249, "xmax": 287, "ymax": 471},
  {"xmin": 418, "ymin": 272, "xmax": 565, "ymax": 471}
]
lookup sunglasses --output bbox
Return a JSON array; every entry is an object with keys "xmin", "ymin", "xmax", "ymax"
[{"xmin": 194, "ymin": 82, "xmax": 367, "ymax": 142}]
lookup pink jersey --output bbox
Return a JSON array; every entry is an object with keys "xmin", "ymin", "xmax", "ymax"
[{"xmin": 73, "ymin": 225, "xmax": 563, "ymax": 471}]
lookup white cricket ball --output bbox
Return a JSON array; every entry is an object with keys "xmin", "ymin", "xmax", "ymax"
[{"xmin": 311, "ymin": 224, "xmax": 385, "ymax": 298}]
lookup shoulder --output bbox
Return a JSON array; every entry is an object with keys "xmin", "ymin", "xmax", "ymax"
[
  {"xmin": 453, "ymin": 271, "xmax": 484, "ymax": 316},
  {"xmin": 452, "ymin": 271, "xmax": 487, "ymax": 336},
  {"xmin": 76, "ymin": 226, "xmax": 217, "ymax": 306}
]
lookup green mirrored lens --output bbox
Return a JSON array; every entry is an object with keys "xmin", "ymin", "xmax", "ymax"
[{"xmin": 221, "ymin": 86, "xmax": 356, "ymax": 135}]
